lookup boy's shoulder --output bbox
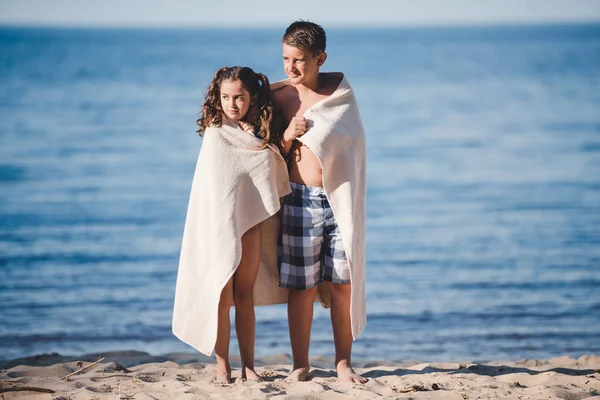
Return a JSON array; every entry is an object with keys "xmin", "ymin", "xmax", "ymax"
[
  {"xmin": 271, "ymin": 73, "xmax": 347, "ymax": 116},
  {"xmin": 319, "ymin": 72, "xmax": 344, "ymax": 96},
  {"xmin": 271, "ymin": 72, "xmax": 345, "ymax": 100},
  {"xmin": 272, "ymin": 83, "xmax": 295, "ymax": 102}
]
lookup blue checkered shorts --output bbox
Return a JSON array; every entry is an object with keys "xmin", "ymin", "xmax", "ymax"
[{"xmin": 278, "ymin": 182, "xmax": 351, "ymax": 290}]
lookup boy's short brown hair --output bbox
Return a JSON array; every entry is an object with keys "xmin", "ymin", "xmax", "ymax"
[{"xmin": 282, "ymin": 20, "xmax": 326, "ymax": 56}]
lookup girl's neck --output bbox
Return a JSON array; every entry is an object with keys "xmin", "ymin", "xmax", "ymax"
[{"xmin": 221, "ymin": 114, "xmax": 240, "ymax": 127}]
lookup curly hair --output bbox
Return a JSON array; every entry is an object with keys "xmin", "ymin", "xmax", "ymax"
[{"xmin": 196, "ymin": 66, "xmax": 280, "ymax": 147}]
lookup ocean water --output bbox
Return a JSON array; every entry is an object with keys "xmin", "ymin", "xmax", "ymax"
[{"xmin": 1, "ymin": 24, "xmax": 599, "ymax": 363}]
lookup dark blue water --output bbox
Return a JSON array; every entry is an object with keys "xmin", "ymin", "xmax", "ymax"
[{"xmin": 1, "ymin": 24, "xmax": 599, "ymax": 363}]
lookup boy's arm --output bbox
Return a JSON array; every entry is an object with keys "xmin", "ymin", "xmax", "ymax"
[
  {"xmin": 280, "ymin": 117, "xmax": 306, "ymax": 157},
  {"xmin": 273, "ymin": 88, "xmax": 307, "ymax": 157}
]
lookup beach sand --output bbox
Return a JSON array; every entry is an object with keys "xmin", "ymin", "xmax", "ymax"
[{"xmin": 1, "ymin": 351, "xmax": 599, "ymax": 399}]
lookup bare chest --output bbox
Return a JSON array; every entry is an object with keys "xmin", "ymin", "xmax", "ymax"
[{"xmin": 281, "ymin": 93, "xmax": 327, "ymax": 123}]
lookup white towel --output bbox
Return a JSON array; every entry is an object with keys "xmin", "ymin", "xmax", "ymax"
[
  {"xmin": 272, "ymin": 73, "xmax": 367, "ymax": 339},
  {"xmin": 172, "ymin": 118, "xmax": 291, "ymax": 355}
]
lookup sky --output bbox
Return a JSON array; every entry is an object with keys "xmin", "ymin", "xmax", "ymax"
[{"xmin": 0, "ymin": 0, "xmax": 599, "ymax": 28}]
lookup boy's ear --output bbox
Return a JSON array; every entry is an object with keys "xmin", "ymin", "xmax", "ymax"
[{"xmin": 316, "ymin": 52, "xmax": 327, "ymax": 66}]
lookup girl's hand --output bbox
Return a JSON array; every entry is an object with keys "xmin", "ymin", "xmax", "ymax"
[{"xmin": 239, "ymin": 121, "xmax": 255, "ymax": 134}]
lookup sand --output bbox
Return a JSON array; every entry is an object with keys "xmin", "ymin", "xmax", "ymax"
[{"xmin": 1, "ymin": 352, "xmax": 599, "ymax": 399}]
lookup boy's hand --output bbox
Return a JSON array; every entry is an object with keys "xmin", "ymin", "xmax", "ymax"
[
  {"xmin": 239, "ymin": 121, "xmax": 255, "ymax": 134},
  {"xmin": 283, "ymin": 116, "xmax": 307, "ymax": 142},
  {"xmin": 280, "ymin": 116, "xmax": 307, "ymax": 157}
]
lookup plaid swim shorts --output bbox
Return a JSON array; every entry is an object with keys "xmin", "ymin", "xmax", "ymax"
[{"xmin": 278, "ymin": 182, "xmax": 351, "ymax": 290}]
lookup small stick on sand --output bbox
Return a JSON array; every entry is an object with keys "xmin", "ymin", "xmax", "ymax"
[
  {"xmin": 60, "ymin": 357, "xmax": 106, "ymax": 380},
  {"xmin": 0, "ymin": 386, "xmax": 56, "ymax": 394}
]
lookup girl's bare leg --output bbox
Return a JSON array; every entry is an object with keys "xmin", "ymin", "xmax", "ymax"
[
  {"xmin": 233, "ymin": 224, "xmax": 262, "ymax": 381},
  {"xmin": 214, "ymin": 278, "xmax": 233, "ymax": 383}
]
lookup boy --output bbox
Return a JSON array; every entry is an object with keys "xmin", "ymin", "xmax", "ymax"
[{"xmin": 273, "ymin": 20, "xmax": 368, "ymax": 384}]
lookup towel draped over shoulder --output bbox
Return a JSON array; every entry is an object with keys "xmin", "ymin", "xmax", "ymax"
[
  {"xmin": 272, "ymin": 73, "xmax": 368, "ymax": 340},
  {"xmin": 172, "ymin": 119, "xmax": 291, "ymax": 355},
  {"xmin": 173, "ymin": 73, "xmax": 367, "ymax": 356}
]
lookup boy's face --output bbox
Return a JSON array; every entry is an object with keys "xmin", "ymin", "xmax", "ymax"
[{"xmin": 282, "ymin": 43, "xmax": 326, "ymax": 85}]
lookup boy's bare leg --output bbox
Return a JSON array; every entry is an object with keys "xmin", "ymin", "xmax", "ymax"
[
  {"xmin": 328, "ymin": 282, "xmax": 368, "ymax": 384},
  {"xmin": 287, "ymin": 286, "xmax": 317, "ymax": 381},
  {"xmin": 233, "ymin": 224, "xmax": 262, "ymax": 381},
  {"xmin": 215, "ymin": 279, "xmax": 233, "ymax": 383}
]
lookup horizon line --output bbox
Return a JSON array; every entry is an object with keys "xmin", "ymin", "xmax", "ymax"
[{"xmin": 1, "ymin": 18, "xmax": 600, "ymax": 30}]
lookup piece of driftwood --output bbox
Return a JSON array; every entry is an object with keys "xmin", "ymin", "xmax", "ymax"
[
  {"xmin": 60, "ymin": 357, "xmax": 106, "ymax": 380},
  {"xmin": 0, "ymin": 386, "xmax": 56, "ymax": 393}
]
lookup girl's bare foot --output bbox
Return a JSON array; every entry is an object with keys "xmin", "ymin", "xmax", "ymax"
[
  {"xmin": 241, "ymin": 366, "xmax": 262, "ymax": 382},
  {"xmin": 286, "ymin": 366, "xmax": 310, "ymax": 382},
  {"xmin": 336, "ymin": 360, "xmax": 368, "ymax": 384},
  {"xmin": 215, "ymin": 363, "xmax": 232, "ymax": 384}
]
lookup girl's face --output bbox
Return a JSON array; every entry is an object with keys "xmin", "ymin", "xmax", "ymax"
[{"xmin": 220, "ymin": 79, "xmax": 252, "ymax": 121}]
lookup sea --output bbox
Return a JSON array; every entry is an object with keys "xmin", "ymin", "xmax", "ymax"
[{"xmin": 1, "ymin": 23, "xmax": 599, "ymax": 363}]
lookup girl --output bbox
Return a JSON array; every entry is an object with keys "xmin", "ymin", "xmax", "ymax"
[
  {"xmin": 197, "ymin": 66, "xmax": 279, "ymax": 146},
  {"xmin": 173, "ymin": 67, "xmax": 290, "ymax": 383}
]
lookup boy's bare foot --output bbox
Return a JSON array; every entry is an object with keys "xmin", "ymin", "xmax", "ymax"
[
  {"xmin": 336, "ymin": 360, "xmax": 368, "ymax": 384},
  {"xmin": 241, "ymin": 367, "xmax": 262, "ymax": 382},
  {"xmin": 286, "ymin": 366, "xmax": 310, "ymax": 382}
]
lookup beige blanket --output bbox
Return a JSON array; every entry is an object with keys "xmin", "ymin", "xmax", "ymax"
[
  {"xmin": 272, "ymin": 73, "xmax": 367, "ymax": 339},
  {"xmin": 172, "ymin": 118, "xmax": 291, "ymax": 355}
]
